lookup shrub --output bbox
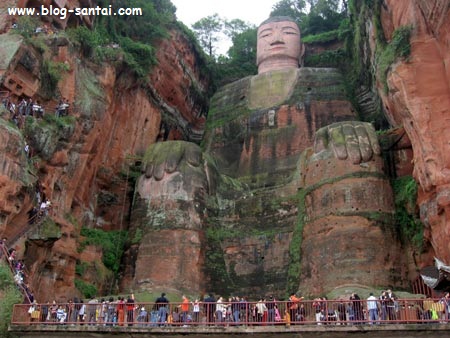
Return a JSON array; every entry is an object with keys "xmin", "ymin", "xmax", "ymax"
[
  {"xmin": 79, "ymin": 227, "xmax": 127, "ymax": 276},
  {"xmin": 0, "ymin": 263, "xmax": 23, "ymax": 337},
  {"xmin": 40, "ymin": 60, "xmax": 70, "ymax": 99},
  {"xmin": 302, "ymin": 29, "xmax": 340, "ymax": 44},
  {"xmin": 14, "ymin": 16, "xmax": 40, "ymax": 39},
  {"xmin": 377, "ymin": 25, "xmax": 412, "ymax": 92},
  {"xmin": 74, "ymin": 278, "xmax": 97, "ymax": 299}
]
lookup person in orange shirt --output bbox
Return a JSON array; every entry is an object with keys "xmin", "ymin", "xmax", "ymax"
[
  {"xmin": 289, "ymin": 293, "xmax": 304, "ymax": 323},
  {"xmin": 117, "ymin": 297, "xmax": 125, "ymax": 326},
  {"xmin": 180, "ymin": 295, "xmax": 190, "ymax": 325}
]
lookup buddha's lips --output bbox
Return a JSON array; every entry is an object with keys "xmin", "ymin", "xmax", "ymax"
[{"xmin": 269, "ymin": 46, "xmax": 286, "ymax": 51}]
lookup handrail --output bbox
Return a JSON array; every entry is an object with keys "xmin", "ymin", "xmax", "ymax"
[
  {"xmin": 0, "ymin": 91, "xmax": 11, "ymax": 98},
  {"xmin": 1, "ymin": 243, "xmax": 33, "ymax": 304},
  {"xmin": 6, "ymin": 209, "xmax": 52, "ymax": 248},
  {"xmin": 10, "ymin": 298, "xmax": 450, "ymax": 326}
]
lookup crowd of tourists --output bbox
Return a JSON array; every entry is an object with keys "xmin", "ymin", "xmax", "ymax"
[
  {"xmin": 15, "ymin": 290, "xmax": 450, "ymax": 327},
  {"xmin": 1, "ymin": 91, "xmax": 71, "ymax": 129},
  {"xmin": 3, "ymin": 234, "xmax": 450, "ymax": 327}
]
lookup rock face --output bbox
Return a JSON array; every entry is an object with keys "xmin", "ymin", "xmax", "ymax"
[
  {"xmin": 298, "ymin": 122, "xmax": 407, "ymax": 295},
  {"xmin": 205, "ymin": 67, "xmax": 356, "ymax": 185},
  {"xmin": 1, "ymin": 0, "xmax": 449, "ymax": 302},
  {"xmin": 198, "ymin": 68, "xmax": 407, "ymax": 297},
  {"xmin": 378, "ymin": 0, "xmax": 450, "ymax": 263},
  {"xmin": 0, "ymin": 118, "xmax": 35, "ymax": 231},
  {"xmin": 121, "ymin": 141, "xmax": 216, "ymax": 294},
  {"xmin": 0, "ymin": 15, "xmax": 210, "ymax": 301}
]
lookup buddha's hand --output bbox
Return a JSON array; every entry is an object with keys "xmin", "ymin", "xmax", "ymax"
[
  {"xmin": 313, "ymin": 121, "xmax": 381, "ymax": 164},
  {"xmin": 140, "ymin": 140, "xmax": 217, "ymax": 205},
  {"xmin": 142, "ymin": 141, "xmax": 202, "ymax": 181}
]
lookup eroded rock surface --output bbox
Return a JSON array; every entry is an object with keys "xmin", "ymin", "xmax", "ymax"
[{"xmin": 379, "ymin": 0, "xmax": 450, "ymax": 263}]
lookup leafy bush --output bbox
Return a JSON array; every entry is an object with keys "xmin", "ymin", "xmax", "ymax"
[
  {"xmin": 0, "ymin": 263, "xmax": 22, "ymax": 337},
  {"xmin": 75, "ymin": 261, "xmax": 89, "ymax": 276},
  {"xmin": 40, "ymin": 60, "xmax": 70, "ymax": 99},
  {"xmin": 304, "ymin": 48, "xmax": 347, "ymax": 68},
  {"xmin": 377, "ymin": 25, "xmax": 412, "ymax": 92},
  {"xmin": 14, "ymin": 16, "xmax": 40, "ymax": 39},
  {"xmin": 74, "ymin": 278, "xmax": 97, "ymax": 299},
  {"xmin": 119, "ymin": 37, "xmax": 156, "ymax": 78},
  {"xmin": 67, "ymin": 25, "xmax": 109, "ymax": 58},
  {"xmin": 67, "ymin": 0, "xmax": 176, "ymax": 78},
  {"xmin": 79, "ymin": 227, "xmax": 127, "ymax": 276},
  {"xmin": 302, "ymin": 29, "xmax": 340, "ymax": 44}
]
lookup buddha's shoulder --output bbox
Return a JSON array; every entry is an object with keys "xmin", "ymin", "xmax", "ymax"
[
  {"xmin": 289, "ymin": 67, "xmax": 348, "ymax": 102},
  {"xmin": 212, "ymin": 76, "xmax": 253, "ymax": 98},
  {"xmin": 209, "ymin": 76, "xmax": 253, "ymax": 112},
  {"xmin": 296, "ymin": 67, "xmax": 346, "ymax": 84},
  {"xmin": 209, "ymin": 67, "xmax": 347, "ymax": 111}
]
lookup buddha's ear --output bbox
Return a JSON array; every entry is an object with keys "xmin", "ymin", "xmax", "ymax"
[{"xmin": 299, "ymin": 42, "xmax": 305, "ymax": 67}]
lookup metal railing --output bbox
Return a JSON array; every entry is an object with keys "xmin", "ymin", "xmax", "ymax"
[
  {"xmin": 0, "ymin": 244, "xmax": 33, "ymax": 304},
  {"xmin": 11, "ymin": 298, "xmax": 450, "ymax": 327}
]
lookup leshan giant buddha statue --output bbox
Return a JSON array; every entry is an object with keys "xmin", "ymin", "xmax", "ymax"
[{"xmin": 124, "ymin": 17, "xmax": 407, "ymax": 297}]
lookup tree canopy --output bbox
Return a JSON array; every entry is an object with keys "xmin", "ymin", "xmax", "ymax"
[{"xmin": 192, "ymin": 13, "xmax": 223, "ymax": 58}]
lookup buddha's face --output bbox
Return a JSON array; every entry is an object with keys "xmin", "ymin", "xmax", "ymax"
[{"xmin": 256, "ymin": 20, "xmax": 301, "ymax": 73}]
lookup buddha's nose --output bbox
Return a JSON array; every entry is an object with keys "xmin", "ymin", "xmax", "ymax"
[{"xmin": 270, "ymin": 31, "xmax": 284, "ymax": 45}]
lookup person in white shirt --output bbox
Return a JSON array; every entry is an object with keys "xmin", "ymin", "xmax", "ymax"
[{"xmin": 367, "ymin": 293, "xmax": 379, "ymax": 324}]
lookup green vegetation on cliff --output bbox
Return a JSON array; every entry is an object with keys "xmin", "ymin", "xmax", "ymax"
[
  {"xmin": 79, "ymin": 227, "xmax": 128, "ymax": 277},
  {"xmin": 376, "ymin": 25, "xmax": 412, "ymax": 92},
  {"xmin": 0, "ymin": 263, "xmax": 22, "ymax": 338},
  {"xmin": 74, "ymin": 278, "xmax": 98, "ymax": 299},
  {"xmin": 40, "ymin": 60, "xmax": 70, "ymax": 100},
  {"xmin": 68, "ymin": 0, "xmax": 176, "ymax": 78},
  {"xmin": 345, "ymin": 0, "xmax": 412, "ymax": 128},
  {"xmin": 28, "ymin": 217, "xmax": 61, "ymax": 240},
  {"xmin": 392, "ymin": 176, "xmax": 424, "ymax": 250},
  {"xmin": 24, "ymin": 114, "xmax": 75, "ymax": 161}
]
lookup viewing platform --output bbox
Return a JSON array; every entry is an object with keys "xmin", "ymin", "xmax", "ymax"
[{"xmin": 9, "ymin": 298, "xmax": 450, "ymax": 338}]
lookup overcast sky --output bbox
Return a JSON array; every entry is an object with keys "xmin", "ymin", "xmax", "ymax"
[{"xmin": 171, "ymin": 0, "xmax": 280, "ymax": 55}]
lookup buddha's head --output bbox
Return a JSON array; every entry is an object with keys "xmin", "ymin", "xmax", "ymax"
[{"xmin": 256, "ymin": 16, "xmax": 304, "ymax": 74}]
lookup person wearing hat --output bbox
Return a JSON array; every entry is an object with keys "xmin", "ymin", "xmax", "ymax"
[{"xmin": 137, "ymin": 306, "xmax": 147, "ymax": 326}]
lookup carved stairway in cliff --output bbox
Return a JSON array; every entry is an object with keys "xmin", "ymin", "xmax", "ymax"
[
  {"xmin": 6, "ymin": 211, "xmax": 50, "ymax": 249},
  {"xmin": 1, "ymin": 242, "xmax": 33, "ymax": 304}
]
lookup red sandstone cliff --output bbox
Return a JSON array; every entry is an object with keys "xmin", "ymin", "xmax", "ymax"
[
  {"xmin": 1, "ymin": 0, "xmax": 450, "ymax": 301},
  {"xmin": 377, "ymin": 0, "xmax": 450, "ymax": 264},
  {"xmin": 0, "ymin": 0, "xmax": 210, "ymax": 300}
]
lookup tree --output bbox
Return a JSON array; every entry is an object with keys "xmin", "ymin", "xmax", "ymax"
[
  {"xmin": 223, "ymin": 19, "xmax": 252, "ymax": 39},
  {"xmin": 192, "ymin": 13, "xmax": 223, "ymax": 58},
  {"xmin": 270, "ymin": 0, "xmax": 307, "ymax": 24},
  {"xmin": 213, "ymin": 26, "xmax": 258, "ymax": 87},
  {"xmin": 298, "ymin": 0, "xmax": 345, "ymax": 35},
  {"xmin": 98, "ymin": 0, "xmax": 175, "ymax": 44}
]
